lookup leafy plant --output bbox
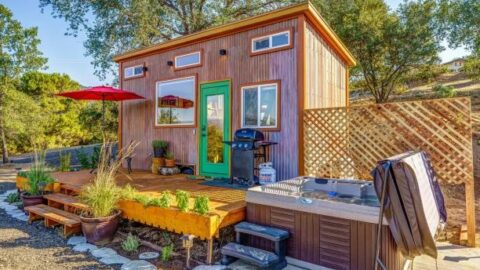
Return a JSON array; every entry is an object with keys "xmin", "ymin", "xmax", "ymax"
[
  {"xmin": 134, "ymin": 194, "xmax": 152, "ymax": 207},
  {"xmin": 121, "ymin": 184, "xmax": 138, "ymax": 201},
  {"xmin": 26, "ymin": 150, "xmax": 54, "ymax": 196},
  {"xmin": 175, "ymin": 190, "xmax": 189, "ymax": 212},
  {"xmin": 80, "ymin": 142, "xmax": 137, "ymax": 218},
  {"xmin": 165, "ymin": 151, "xmax": 174, "ymax": 160},
  {"xmin": 433, "ymin": 84, "xmax": 456, "ymax": 98},
  {"xmin": 161, "ymin": 244, "xmax": 174, "ymax": 262},
  {"xmin": 121, "ymin": 233, "xmax": 140, "ymax": 252},
  {"xmin": 17, "ymin": 171, "xmax": 28, "ymax": 178},
  {"xmin": 76, "ymin": 146, "xmax": 101, "ymax": 169},
  {"xmin": 150, "ymin": 191, "xmax": 172, "ymax": 208},
  {"xmin": 152, "ymin": 140, "xmax": 168, "ymax": 149},
  {"xmin": 59, "ymin": 151, "xmax": 71, "ymax": 172},
  {"xmin": 193, "ymin": 196, "xmax": 210, "ymax": 215},
  {"xmin": 6, "ymin": 192, "xmax": 20, "ymax": 204}
]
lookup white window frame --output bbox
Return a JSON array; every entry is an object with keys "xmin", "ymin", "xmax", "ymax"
[
  {"xmin": 240, "ymin": 82, "xmax": 279, "ymax": 129},
  {"xmin": 124, "ymin": 64, "xmax": 144, "ymax": 79},
  {"xmin": 174, "ymin": 51, "xmax": 202, "ymax": 69},
  {"xmin": 155, "ymin": 76, "xmax": 196, "ymax": 127},
  {"xmin": 251, "ymin": 30, "xmax": 291, "ymax": 53}
]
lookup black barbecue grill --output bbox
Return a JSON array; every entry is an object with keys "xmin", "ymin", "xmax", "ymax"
[{"xmin": 224, "ymin": 128, "xmax": 277, "ymax": 186}]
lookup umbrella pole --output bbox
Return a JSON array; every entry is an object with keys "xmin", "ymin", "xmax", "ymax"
[{"xmin": 102, "ymin": 98, "xmax": 106, "ymax": 132}]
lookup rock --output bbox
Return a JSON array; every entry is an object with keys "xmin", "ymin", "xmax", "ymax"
[
  {"xmin": 67, "ymin": 236, "xmax": 86, "ymax": 246},
  {"xmin": 2, "ymin": 205, "xmax": 17, "ymax": 211},
  {"xmin": 100, "ymin": 255, "xmax": 131, "ymax": 265},
  {"xmin": 138, "ymin": 252, "xmax": 159, "ymax": 260},
  {"xmin": 14, "ymin": 215, "xmax": 28, "ymax": 222},
  {"xmin": 72, "ymin": 243, "xmax": 98, "ymax": 252},
  {"xmin": 193, "ymin": 266, "xmax": 228, "ymax": 270},
  {"xmin": 91, "ymin": 247, "xmax": 117, "ymax": 258},
  {"xmin": 10, "ymin": 211, "xmax": 26, "ymax": 218},
  {"xmin": 121, "ymin": 260, "xmax": 157, "ymax": 270},
  {"xmin": 4, "ymin": 190, "xmax": 17, "ymax": 195}
]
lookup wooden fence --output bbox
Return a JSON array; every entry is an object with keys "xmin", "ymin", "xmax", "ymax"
[{"xmin": 303, "ymin": 97, "xmax": 476, "ymax": 246}]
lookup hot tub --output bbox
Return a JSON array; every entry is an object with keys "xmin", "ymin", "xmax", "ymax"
[{"xmin": 246, "ymin": 177, "xmax": 405, "ymax": 270}]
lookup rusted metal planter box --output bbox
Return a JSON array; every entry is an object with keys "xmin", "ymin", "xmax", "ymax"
[{"xmin": 16, "ymin": 175, "xmax": 61, "ymax": 193}]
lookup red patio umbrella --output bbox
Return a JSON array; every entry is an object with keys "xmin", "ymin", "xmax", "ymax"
[{"xmin": 56, "ymin": 86, "xmax": 144, "ymax": 129}]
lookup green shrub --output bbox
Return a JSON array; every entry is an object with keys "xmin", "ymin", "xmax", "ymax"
[
  {"xmin": 121, "ymin": 233, "xmax": 140, "ymax": 252},
  {"xmin": 6, "ymin": 192, "xmax": 20, "ymax": 204},
  {"xmin": 193, "ymin": 196, "xmax": 210, "ymax": 215},
  {"xmin": 17, "ymin": 171, "xmax": 28, "ymax": 178},
  {"xmin": 26, "ymin": 150, "xmax": 54, "ymax": 196},
  {"xmin": 59, "ymin": 152, "xmax": 71, "ymax": 172},
  {"xmin": 433, "ymin": 84, "xmax": 456, "ymax": 98},
  {"xmin": 152, "ymin": 140, "xmax": 168, "ymax": 149},
  {"xmin": 175, "ymin": 190, "xmax": 189, "ymax": 212},
  {"xmin": 150, "ymin": 191, "xmax": 172, "ymax": 208},
  {"xmin": 161, "ymin": 244, "xmax": 174, "ymax": 262}
]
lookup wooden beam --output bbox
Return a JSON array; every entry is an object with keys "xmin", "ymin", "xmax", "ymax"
[
  {"xmin": 297, "ymin": 14, "xmax": 306, "ymax": 176},
  {"xmin": 465, "ymin": 181, "xmax": 476, "ymax": 247}
]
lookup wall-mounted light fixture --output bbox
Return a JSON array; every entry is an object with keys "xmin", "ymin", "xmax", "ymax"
[
  {"xmin": 219, "ymin": 49, "xmax": 227, "ymax": 56},
  {"xmin": 143, "ymin": 66, "xmax": 148, "ymax": 72},
  {"xmin": 167, "ymin": 61, "xmax": 174, "ymax": 66}
]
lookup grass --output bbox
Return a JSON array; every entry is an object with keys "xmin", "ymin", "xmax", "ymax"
[
  {"xmin": 121, "ymin": 233, "xmax": 140, "ymax": 252},
  {"xmin": 80, "ymin": 142, "xmax": 137, "ymax": 218},
  {"xmin": 26, "ymin": 150, "xmax": 54, "ymax": 196},
  {"xmin": 161, "ymin": 244, "xmax": 174, "ymax": 262}
]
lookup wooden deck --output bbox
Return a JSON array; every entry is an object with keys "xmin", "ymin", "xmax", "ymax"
[{"xmin": 52, "ymin": 170, "xmax": 246, "ymax": 240}]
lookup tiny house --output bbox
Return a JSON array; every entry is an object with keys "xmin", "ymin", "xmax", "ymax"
[{"xmin": 114, "ymin": 2, "xmax": 356, "ymax": 180}]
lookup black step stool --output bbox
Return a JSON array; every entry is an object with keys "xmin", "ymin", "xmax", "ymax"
[{"xmin": 221, "ymin": 222, "xmax": 289, "ymax": 270}]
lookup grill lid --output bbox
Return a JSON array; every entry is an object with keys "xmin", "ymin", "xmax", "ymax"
[{"xmin": 234, "ymin": 128, "xmax": 265, "ymax": 141}]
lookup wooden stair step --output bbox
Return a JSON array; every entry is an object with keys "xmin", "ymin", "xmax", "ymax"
[
  {"xmin": 221, "ymin": 242, "xmax": 280, "ymax": 268},
  {"xmin": 60, "ymin": 184, "xmax": 81, "ymax": 195},
  {"xmin": 43, "ymin": 193, "xmax": 89, "ymax": 211},
  {"xmin": 24, "ymin": 204, "xmax": 82, "ymax": 237}
]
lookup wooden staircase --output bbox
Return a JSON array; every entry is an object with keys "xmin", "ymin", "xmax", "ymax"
[{"xmin": 24, "ymin": 183, "xmax": 88, "ymax": 237}]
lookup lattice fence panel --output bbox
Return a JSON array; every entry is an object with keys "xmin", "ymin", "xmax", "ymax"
[{"xmin": 304, "ymin": 97, "xmax": 473, "ymax": 185}]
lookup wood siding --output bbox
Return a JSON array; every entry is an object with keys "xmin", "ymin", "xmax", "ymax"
[
  {"xmin": 304, "ymin": 20, "xmax": 347, "ymax": 109},
  {"xmin": 120, "ymin": 18, "xmax": 300, "ymax": 180},
  {"xmin": 246, "ymin": 203, "xmax": 405, "ymax": 270}
]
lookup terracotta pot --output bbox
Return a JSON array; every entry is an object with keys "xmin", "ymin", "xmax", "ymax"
[
  {"xmin": 21, "ymin": 193, "xmax": 44, "ymax": 208},
  {"xmin": 80, "ymin": 210, "xmax": 121, "ymax": 245},
  {"xmin": 165, "ymin": 159, "xmax": 176, "ymax": 167}
]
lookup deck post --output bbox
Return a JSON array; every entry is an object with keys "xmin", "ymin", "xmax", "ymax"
[{"xmin": 206, "ymin": 238, "xmax": 214, "ymax": 264}]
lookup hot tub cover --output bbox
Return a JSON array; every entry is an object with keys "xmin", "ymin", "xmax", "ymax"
[{"xmin": 372, "ymin": 151, "xmax": 446, "ymax": 259}]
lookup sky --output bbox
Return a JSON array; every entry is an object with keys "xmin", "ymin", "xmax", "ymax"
[{"xmin": 1, "ymin": 0, "xmax": 470, "ymax": 87}]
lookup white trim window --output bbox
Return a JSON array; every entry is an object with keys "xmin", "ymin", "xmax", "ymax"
[
  {"xmin": 174, "ymin": 51, "xmax": 202, "ymax": 69},
  {"xmin": 124, "ymin": 65, "xmax": 144, "ymax": 79},
  {"xmin": 251, "ymin": 30, "xmax": 291, "ymax": 53},
  {"xmin": 156, "ymin": 76, "xmax": 196, "ymax": 126},
  {"xmin": 241, "ymin": 83, "xmax": 279, "ymax": 129}
]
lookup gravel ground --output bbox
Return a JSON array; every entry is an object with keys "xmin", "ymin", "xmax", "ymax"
[{"xmin": 0, "ymin": 197, "xmax": 116, "ymax": 270}]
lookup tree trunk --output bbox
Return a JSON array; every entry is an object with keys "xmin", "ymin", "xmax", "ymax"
[{"xmin": 0, "ymin": 118, "xmax": 8, "ymax": 164}]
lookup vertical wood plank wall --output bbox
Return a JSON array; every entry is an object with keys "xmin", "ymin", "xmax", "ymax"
[
  {"xmin": 246, "ymin": 203, "xmax": 405, "ymax": 270},
  {"xmin": 304, "ymin": 20, "xmax": 347, "ymax": 109},
  {"xmin": 120, "ymin": 18, "xmax": 300, "ymax": 180}
]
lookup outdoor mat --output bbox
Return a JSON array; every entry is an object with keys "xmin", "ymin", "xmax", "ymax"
[{"xmin": 199, "ymin": 178, "xmax": 250, "ymax": 190}]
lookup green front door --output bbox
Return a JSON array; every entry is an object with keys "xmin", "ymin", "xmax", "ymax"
[{"xmin": 199, "ymin": 80, "xmax": 231, "ymax": 178}]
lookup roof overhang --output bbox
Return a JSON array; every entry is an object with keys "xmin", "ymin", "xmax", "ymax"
[{"xmin": 113, "ymin": 2, "xmax": 357, "ymax": 67}]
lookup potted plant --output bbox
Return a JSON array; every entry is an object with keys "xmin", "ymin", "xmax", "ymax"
[
  {"xmin": 165, "ymin": 152, "xmax": 175, "ymax": 167},
  {"xmin": 79, "ymin": 142, "xmax": 137, "ymax": 245},
  {"xmin": 21, "ymin": 151, "xmax": 54, "ymax": 208},
  {"xmin": 152, "ymin": 140, "xmax": 168, "ymax": 158}
]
